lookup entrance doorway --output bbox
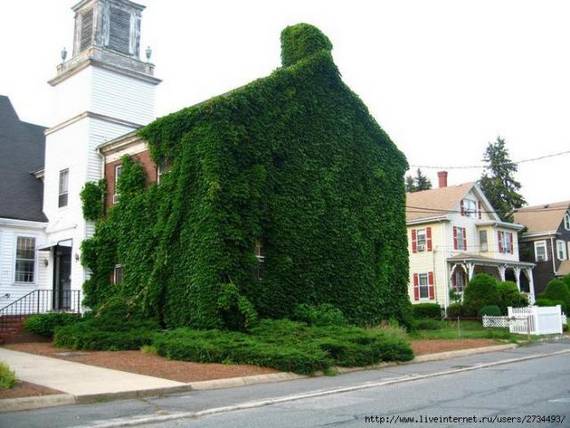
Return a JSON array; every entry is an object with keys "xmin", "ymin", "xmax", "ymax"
[{"xmin": 53, "ymin": 245, "xmax": 72, "ymax": 310}]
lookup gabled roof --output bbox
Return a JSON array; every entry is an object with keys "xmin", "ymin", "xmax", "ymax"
[
  {"xmin": 0, "ymin": 96, "xmax": 47, "ymax": 222},
  {"xmin": 513, "ymin": 200, "xmax": 570, "ymax": 236},
  {"xmin": 406, "ymin": 182, "xmax": 474, "ymax": 222}
]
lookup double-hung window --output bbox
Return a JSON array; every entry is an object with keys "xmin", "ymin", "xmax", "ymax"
[
  {"xmin": 556, "ymin": 240, "xmax": 567, "ymax": 261},
  {"xmin": 479, "ymin": 230, "xmax": 488, "ymax": 252},
  {"xmin": 534, "ymin": 241, "xmax": 548, "ymax": 262},
  {"xmin": 113, "ymin": 265, "xmax": 124, "ymax": 284},
  {"xmin": 58, "ymin": 169, "xmax": 69, "ymax": 208},
  {"xmin": 113, "ymin": 164, "xmax": 122, "ymax": 204},
  {"xmin": 454, "ymin": 226, "xmax": 467, "ymax": 251},
  {"xmin": 15, "ymin": 237, "xmax": 36, "ymax": 283},
  {"xmin": 416, "ymin": 229, "xmax": 426, "ymax": 252},
  {"xmin": 418, "ymin": 273, "xmax": 429, "ymax": 299},
  {"xmin": 565, "ymin": 213, "xmax": 570, "ymax": 231},
  {"xmin": 462, "ymin": 199, "xmax": 478, "ymax": 218},
  {"xmin": 498, "ymin": 231, "xmax": 513, "ymax": 254}
]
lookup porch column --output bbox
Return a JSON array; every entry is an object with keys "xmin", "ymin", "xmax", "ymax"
[
  {"xmin": 526, "ymin": 268, "xmax": 536, "ymax": 304},
  {"xmin": 513, "ymin": 267, "xmax": 521, "ymax": 291},
  {"xmin": 467, "ymin": 263, "xmax": 475, "ymax": 280},
  {"xmin": 498, "ymin": 265, "xmax": 506, "ymax": 282}
]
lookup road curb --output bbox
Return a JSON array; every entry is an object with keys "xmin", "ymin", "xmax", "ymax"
[
  {"xmin": 0, "ymin": 394, "xmax": 75, "ymax": 413},
  {"xmin": 0, "ymin": 343, "xmax": 528, "ymax": 413}
]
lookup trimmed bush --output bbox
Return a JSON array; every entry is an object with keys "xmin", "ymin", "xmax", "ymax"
[
  {"xmin": 540, "ymin": 279, "xmax": 570, "ymax": 311},
  {"xmin": 152, "ymin": 319, "xmax": 413, "ymax": 375},
  {"xmin": 463, "ymin": 274, "xmax": 499, "ymax": 315},
  {"xmin": 446, "ymin": 303, "xmax": 464, "ymax": 319},
  {"xmin": 0, "ymin": 363, "xmax": 16, "ymax": 389},
  {"xmin": 53, "ymin": 299, "xmax": 160, "ymax": 350},
  {"xmin": 412, "ymin": 303, "xmax": 442, "ymax": 320},
  {"xmin": 496, "ymin": 281, "xmax": 528, "ymax": 315},
  {"xmin": 292, "ymin": 304, "xmax": 347, "ymax": 326},
  {"xmin": 478, "ymin": 305, "xmax": 502, "ymax": 317},
  {"xmin": 24, "ymin": 313, "xmax": 80, "ymax": 337},
  {"xmin": 535, "ymin": 298, "xmax": 567, "ymax": 313},
  {"xmin": 413, "ymin": 319, "xmax": 443, "ymax": 330}
]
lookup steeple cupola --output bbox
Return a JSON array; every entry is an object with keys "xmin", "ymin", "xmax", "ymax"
[{"xmin": 50, "ymin": 0, "xmax": 158, "ymax": 86}]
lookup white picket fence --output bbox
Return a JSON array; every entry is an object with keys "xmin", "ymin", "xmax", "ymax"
[{"xmin": 482, "ymin": 306, "xmax": 564, "ymax": 335}]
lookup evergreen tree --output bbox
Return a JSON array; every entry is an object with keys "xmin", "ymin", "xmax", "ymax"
[
  {"xmin": 405, "ymin": 169, "xmax": 432, "ymax": 193},
  {"xmin": 479, "ymin": 137, "xmax": 526, "ymax": 221},
  {"xmin": 405, "ymin": 175, "xmax": 416, "ymax": 193}
]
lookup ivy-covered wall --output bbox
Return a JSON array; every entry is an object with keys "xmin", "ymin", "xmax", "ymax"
[{"xmin": 82, "ymin": 23, "xmax": 410, "ymax": 328}]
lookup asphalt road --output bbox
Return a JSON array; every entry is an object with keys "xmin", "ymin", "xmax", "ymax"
[{"xmin": 2, "ymin": 339, "xmax": 569, "ymax": 428}]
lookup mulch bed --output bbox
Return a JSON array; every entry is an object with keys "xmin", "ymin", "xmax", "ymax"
[
  {"xmin": 411, "ymin": 339, "xmax": 498, "ymax": 356},
  {"xmin": 4, "ymin": 342, "xmax": 276, "ymax": 383},
  {"xmin": 0, "ymin": 381, "xmax": 61, "ymax": 400}
]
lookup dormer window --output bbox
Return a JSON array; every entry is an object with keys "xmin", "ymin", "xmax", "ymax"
[
  {"xmin": 108, "ymin": 7, "xmax": 132, "ymax": 55},
  {"xmin": 79, "ymin": 9, "xmax": 94, "ymax": 52},
  {"xmin": 564, "ymin": 212, "xmax": 570, "ymax": 231}
]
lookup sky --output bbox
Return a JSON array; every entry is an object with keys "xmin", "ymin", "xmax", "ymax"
[{"xmin": 1, "ymin": 0, "xmax": 569, "ymax": 206}]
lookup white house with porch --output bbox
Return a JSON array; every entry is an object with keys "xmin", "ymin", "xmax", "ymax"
[{"xmin": 406, "ymin": 171, "xmax": 535, "ymax": 309}]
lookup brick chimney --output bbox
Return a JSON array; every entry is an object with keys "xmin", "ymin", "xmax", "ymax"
[{"xmin": 437, "ymin": 171, "xmax": 448, "ymax": 188}]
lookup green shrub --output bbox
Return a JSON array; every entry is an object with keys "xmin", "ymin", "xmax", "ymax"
[
  {"xmin": 412, "ymin": 303, "xmax": 442, "ymax": 320},
  {"xmin": 292, "ymin": 304, "xmax": 347, "ymax": 326},
  {"xmin": 463, "ymin": 274, "xmax": 499, "ymax": 315},
  {"xmin": 541, "ymin": 279, "xmax": 570, "ymax": 310},
  {"xmin": 0, "ymin": 362, "xmax": 16, "ymax": 389},
  {"xmin": 217, "ymin": 283, "xmax": 258, "ymax": 331},
  {"xmin": 80, "ymin": 180, "xmax": 106, "ymax": 221},
  {"xmin": 53, "ymin": 300, "xmax": 160, "ymax": 351},
  {"xmin": 413, "ymin": 318, "xmax": 443, "ymax": 330},
  {"xmin": 496, "ymin": 281, "xmax": 528, "ymax": 314},
  {"xmin": 152, "ymin": 319, "xmax": 413, "ymax": 374},
  {"xmin": 24, "ymin": 313, "xmax": 81, "ymax": 337},
  {"xmin": 478, "ymin": 305, "xmax": 502, "ymax": 317},
  {"xmin": 535, "ymin": 298, "xmax": 567, "ymax": 314},
  {"xmin": 446, "ymin": 303, "xmax": 464, "ymax": 319}
]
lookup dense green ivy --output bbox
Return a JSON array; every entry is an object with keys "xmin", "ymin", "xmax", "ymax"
[
  {"xmin": 80, "ymin": 180, "xmax": 106, "ymax": 221},
  {"xmin": 81, "ymin": 24, "xmax": 411, "ymax": 329}
]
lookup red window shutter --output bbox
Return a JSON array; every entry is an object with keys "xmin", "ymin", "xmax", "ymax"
[
  {"xmin": 509, "ymin": 233, "xmax": 513, "ymax": 254},
  {"xmin": 426, "ymin": 227, "xmax": 432, "ymax": 252},
  {"xmin": 453, "ymin": 226, "xmax": 458, "ymax": 250},
  {"xmin": 411, "ymin": 229, "xmax": 417, "ymax": 253},
  {"xmin": 428, "ymin": 272, "xmax": 435, "ymax": 299},
  {"xmin": 413, "ymin": 273, "xmax": 419, "ymax": 300},
  {"xmin": 460, "ymin": 200, "xmax": 465, "ymax": 216},
  {"xmin": 478, "ymin": 201, "xmax": 482, "ymax": 219},
  {"xmin": 498, "ymin": 231, "xmax": 503, "ymax": 253},
  {"xmin": 462, "ymin": 228, "xmax": 467, "ymax": 250}
]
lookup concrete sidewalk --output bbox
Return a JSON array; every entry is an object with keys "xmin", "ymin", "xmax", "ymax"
[{"xmin": 0, "ymin": 348, "xmax": 186, "ymax": 398}]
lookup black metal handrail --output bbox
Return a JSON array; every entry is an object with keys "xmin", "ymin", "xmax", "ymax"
[{"xmin": 0, "ymin": 290, "xmax": 81, "ymax": 333}]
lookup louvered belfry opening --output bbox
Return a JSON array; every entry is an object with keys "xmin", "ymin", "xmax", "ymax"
[
  {"xmin": 108, "ymin": 7, "xmax": 131, "ymax": 55},
  {"xmin": 79, "ymin": 8, "xmax": 93, "ymax": 52}
]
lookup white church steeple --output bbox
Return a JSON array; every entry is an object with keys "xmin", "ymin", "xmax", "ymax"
[{"xmin": 42, "ymin": 0, "xmax": 160, "ymax": 303}]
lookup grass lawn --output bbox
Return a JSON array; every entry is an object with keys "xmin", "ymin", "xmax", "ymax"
[{"xmin": 410, "ymin": 320, "xmax": 532, "ymax": 343}]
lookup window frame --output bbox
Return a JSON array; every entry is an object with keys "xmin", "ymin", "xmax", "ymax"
[
  {"xmin": 416, "ymin": 228, "xmax": 427, "ymax": 252},
  {"xmin": 564, "ymin": 212, "xmax": 570, "ymax": 231},
  {"xmin": 452, "ymin": 269, "xmax": 466, "ymax": 293},
  {"xmin": 418, "ymin": 273, "xmax": 430, "ymax": 300},
  {"xmin": 58, "ymin": 168, "xmax": 69, "ymax": 208},
  {"xmin": 534, "ymin": 240, "xmax": 548, "ymax": 262},
  {"xmin": 113, "ymin": 164, "xmax": 122, "ymax": 204},
  {"xmin": 456, "ymin": 226, "xmax": 467, "ymax": 251},
  {"xmin": 14, "ymin": 236, "xmax": 36, "ymax": 284},
  {"xmin": 479, "ymin": 230, "xmax": 488, "ymax": 252},
  {"xmin": 556, "ymin": 240, "xmax": 567, "ymax": 261},
  {"xmin": 113, "ymin": 264, "xmax": 124, "ymax": 285},
  {"xmin": 499, "ymin": 231, "xmax": 513, "ymax": 255},
  {"xmin": 463, "ymin": 199, "xmax": 478, "ymax": 218}
]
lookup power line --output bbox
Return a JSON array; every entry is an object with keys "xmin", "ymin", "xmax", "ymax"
[
  {"xmin": 405, "ymin": 204, "xmax": 568, "ymax": 215},
  {"xmin": 409, "ymin": 149, "xmax": 570, "ymax": 170}
]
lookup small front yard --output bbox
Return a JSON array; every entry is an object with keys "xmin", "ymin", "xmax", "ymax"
[{"xmin": 410, "ymin": 320, "xmax": 527, "ymax": 342}]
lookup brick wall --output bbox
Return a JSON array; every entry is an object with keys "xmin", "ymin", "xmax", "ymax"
[{"xmin": 104, "ymin": 150, "xmax": 157, "ymax": 210}]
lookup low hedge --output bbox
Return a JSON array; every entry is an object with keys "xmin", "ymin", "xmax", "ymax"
[
  {"xmin": 412, "ymin": 303, "xmax": 442, "ymax": 320},
  {"xmin": 478, "ymin": 305, "xmax": 502, "ymax": 317},
  {"xmin": 292, "ymin": 304, "xmax": 347, "ymax": 326},
  {"xmin": 153, "ymin": 319, "xmax": 413, "ymax": 374},
  {"xmin": 413, "ymin": 319, "xmax": 444, "ymax": 330},
  {"xmin": 446, "ymin": 303, "xmax": 464, "ymax": 319},
  {"xmin": 24, "ymin": 312, "xmax": 81, "ymax": 337},
  {"xmin": 54, "ymin": 323, "xmax": 157, "ymax": 351}
]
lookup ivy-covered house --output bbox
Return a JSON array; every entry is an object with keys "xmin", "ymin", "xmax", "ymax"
[{"xmin": 88, "ymin": 23, "xmax": 411, "ymax": 328}]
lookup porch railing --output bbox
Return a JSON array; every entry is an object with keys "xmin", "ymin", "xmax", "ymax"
[{"xmin": 0, "ymin": 290, "xmax": 81, "ymax": 333}]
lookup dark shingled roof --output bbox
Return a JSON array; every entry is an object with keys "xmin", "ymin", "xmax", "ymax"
[{"xmin": 0, "ymin": 95, "xmax": 47, "ymax": 222}]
